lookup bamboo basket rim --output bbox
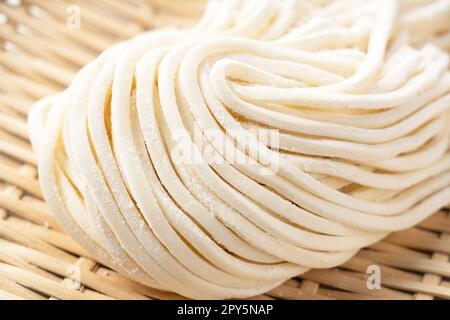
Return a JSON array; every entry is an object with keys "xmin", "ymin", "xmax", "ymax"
[{"xmin": 0, "ymin": 0, "xmax": 449, "ymax": 300}]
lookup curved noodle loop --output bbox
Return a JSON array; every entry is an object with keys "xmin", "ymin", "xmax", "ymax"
[{"xmin": 28, "ymin": 0, "xmax": 450, "ymax": 299}]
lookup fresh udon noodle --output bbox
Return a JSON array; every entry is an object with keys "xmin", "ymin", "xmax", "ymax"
[{"xmin": 28, "ymin": 0, "xmax": 450, "ymax": 299}]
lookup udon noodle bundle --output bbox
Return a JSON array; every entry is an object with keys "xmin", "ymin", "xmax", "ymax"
[{"xmin": 28, "ymin": 0, "xmax": 450, "ymax": 299}]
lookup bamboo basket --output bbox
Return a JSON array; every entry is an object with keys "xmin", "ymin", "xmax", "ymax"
[{"xmin": 0, "ymin": 0, "xmax": 449, "ymax": 300}]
